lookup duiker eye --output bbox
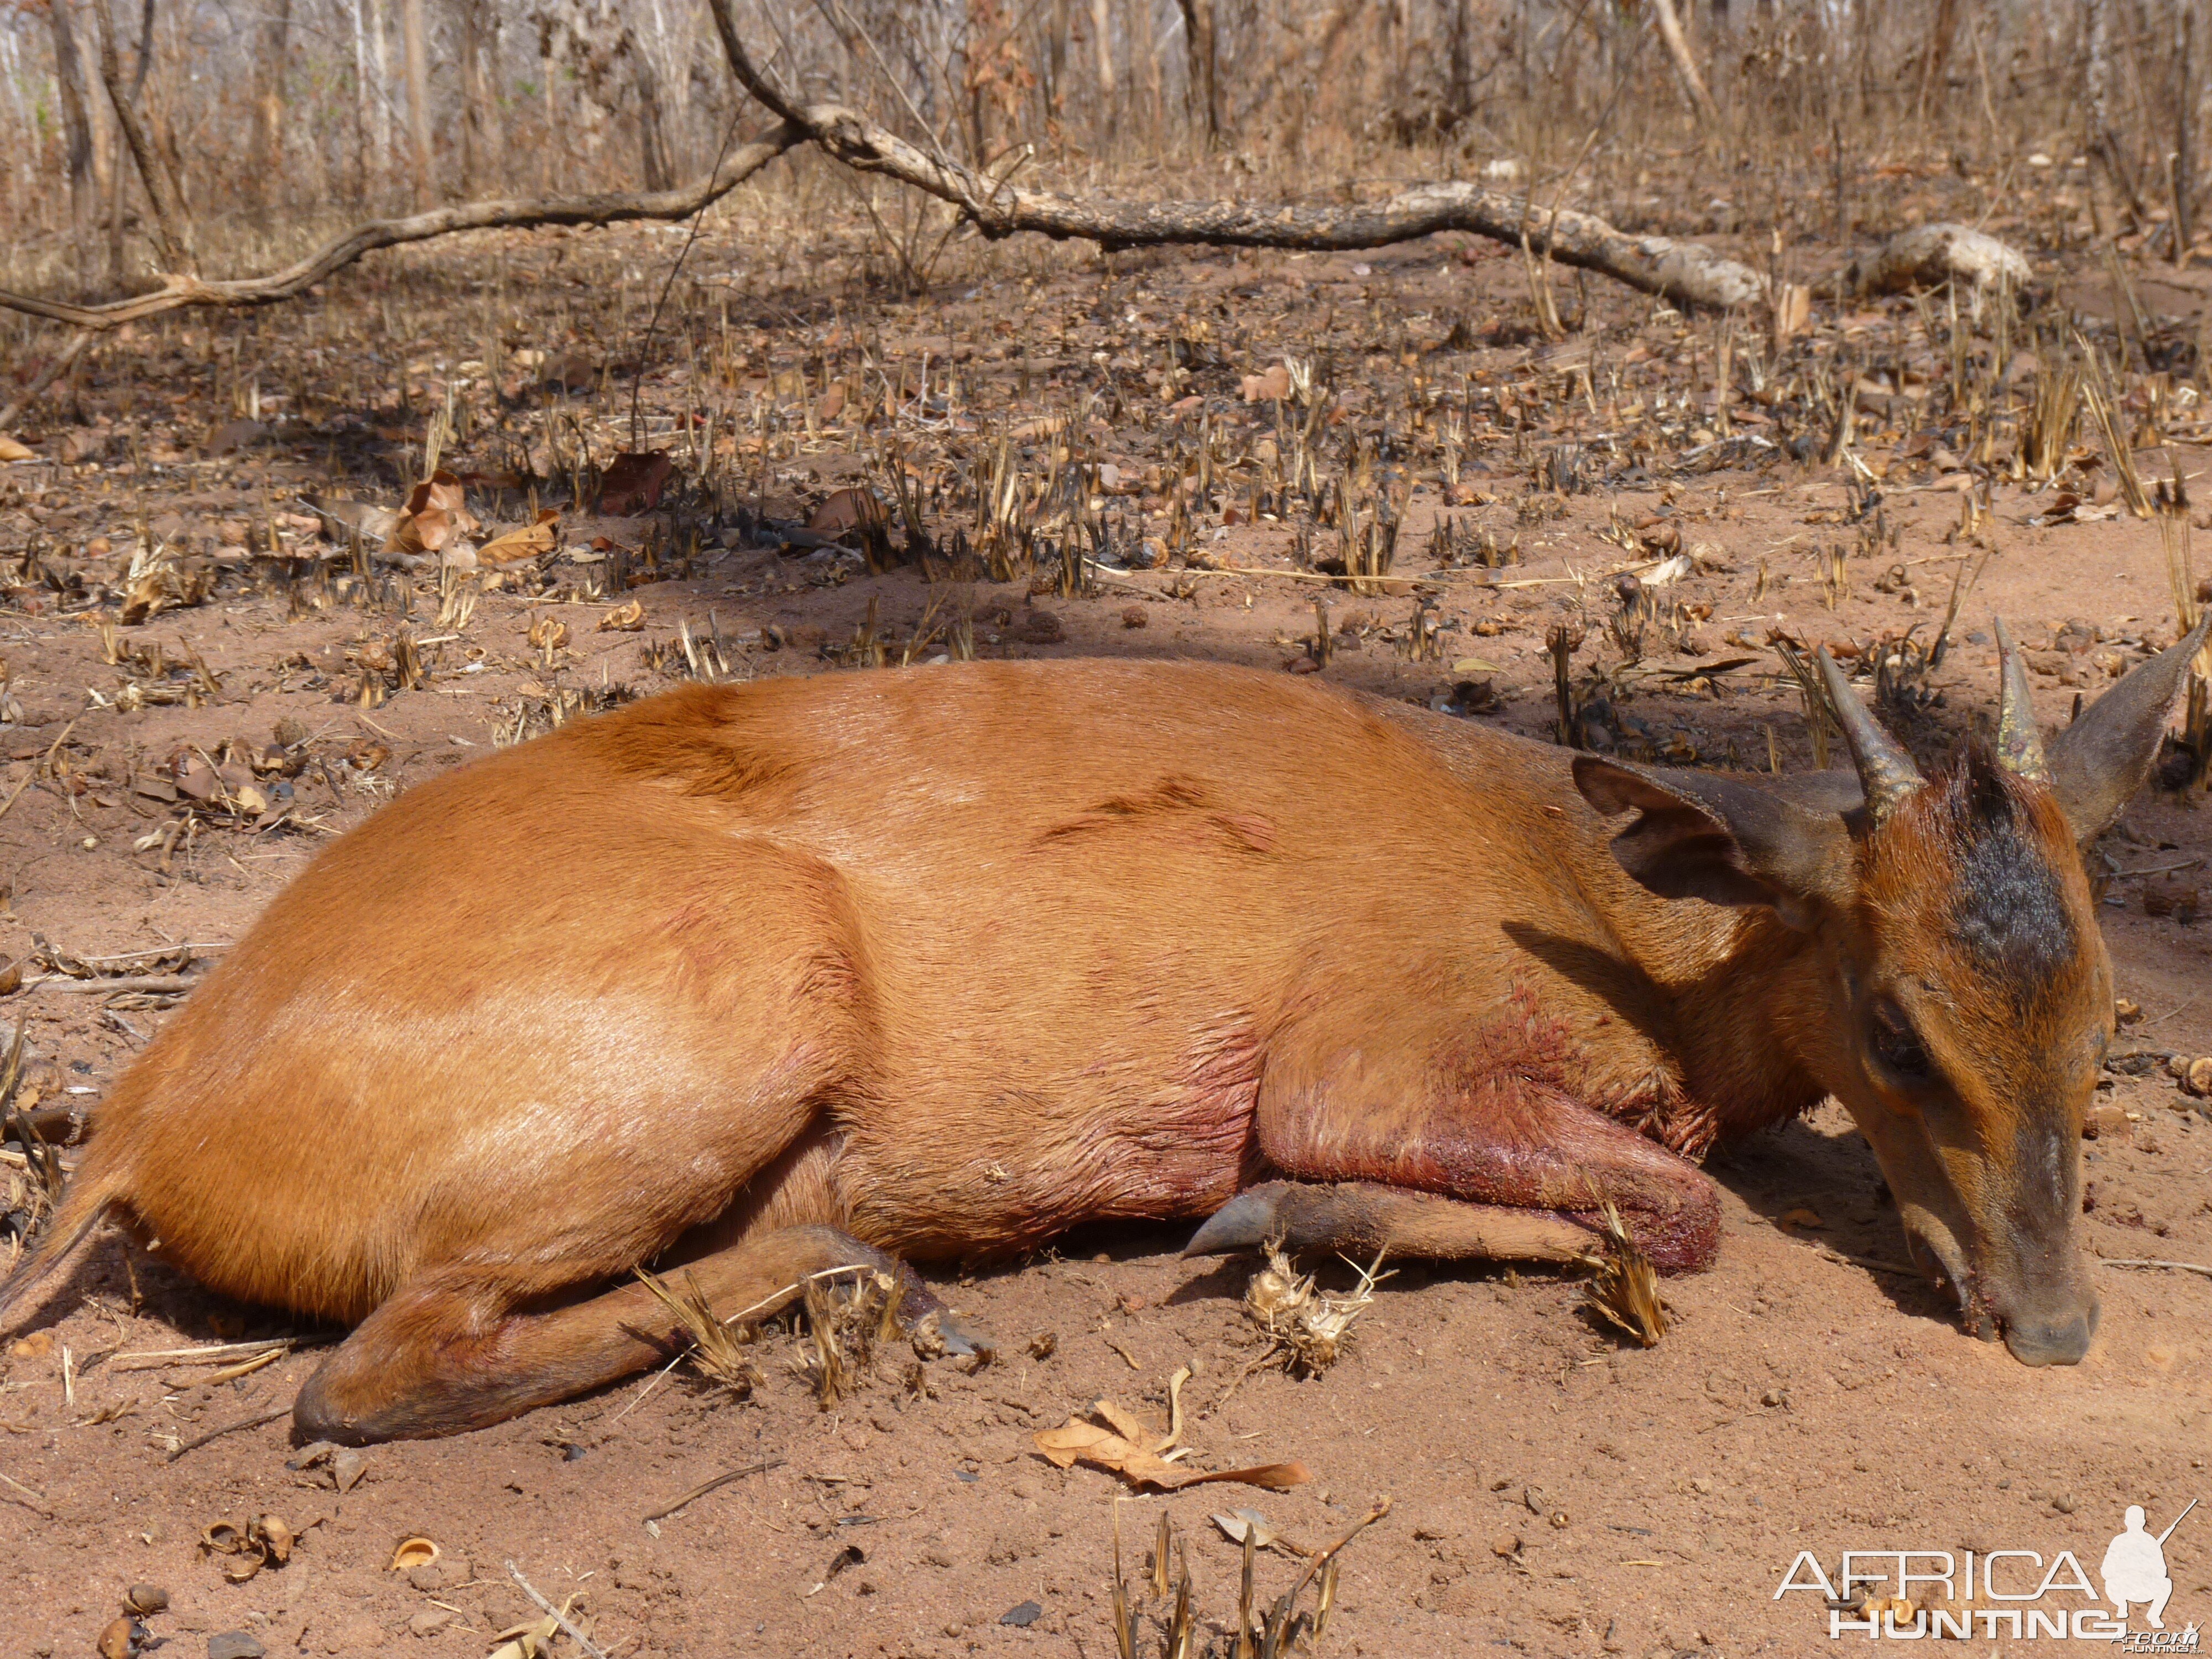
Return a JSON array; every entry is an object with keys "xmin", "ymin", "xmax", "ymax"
[{"xmin": 1870, "ymin": 1001, "xmax": 1932, "ymax": 1080}]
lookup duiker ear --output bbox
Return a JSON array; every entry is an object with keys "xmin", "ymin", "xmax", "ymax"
[
  {"xmin": 1572, "ymin": 757, "xmax": 1853, "ymax": 931},
  {"xmin": 2046, "ymin": 613, "xmax": 2210, "ymax": 843}
]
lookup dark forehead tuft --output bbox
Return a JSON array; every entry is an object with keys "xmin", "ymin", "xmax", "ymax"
[{"xmin": 1928, "ymin": 752, "xmax": 2078, "ymax": 995}]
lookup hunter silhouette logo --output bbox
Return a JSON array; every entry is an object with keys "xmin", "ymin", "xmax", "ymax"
[
  {"xmin": 1776, "ymin": 1496, "xmax": 2201, "ymax": 1642},
  {"xmin": 2105, "ymin": 1501, "xmax": 2195, "ymax": 1630}
]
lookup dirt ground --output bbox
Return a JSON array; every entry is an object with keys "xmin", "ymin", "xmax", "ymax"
[{"xmin": 3, "ymin": 199, "xmax": 2211, "ymax": 1659}]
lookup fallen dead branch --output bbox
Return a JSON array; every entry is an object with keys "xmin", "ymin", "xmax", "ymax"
[
  {"xmin": 0, "ymin": 123, "xmax": 802, "ymax": 336},
  {"xmin": 1844, "ymin": 223, "xmax": 2032, "ymax": 297},
  {"xmin": 702, "ymin": 0, "xmax": 1766, "ymax": 310}
]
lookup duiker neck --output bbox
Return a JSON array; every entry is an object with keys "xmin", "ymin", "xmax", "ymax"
[{"xmin": 1613, "ymin": 885, "xmax": 1836, "ymax": 1139}]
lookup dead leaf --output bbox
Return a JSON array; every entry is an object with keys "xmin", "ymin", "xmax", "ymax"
[
  {"xmin": 1780, "ymin": 1206, "xmax": 1824, "ymax": 1228},
  {"xmin": 1031, "ymin": 1418, "xmax": 1308, "ymax": 1492},
  {"xmin": 303, "ymin": 495, "xmax": 400, "ymax": 546},
  {"xmin": 1772, "ymin": 283, "xmax": 1812, "ymax": 341},
  {"xmin": 333, "ymin": 1448, "xmax": 367, "ymax": 1493},
  {"xmin": 478, "ymin": 509, "xmax": 560, "ymax": 567},
  {"xmin": 384, "ymin": 471, "xmax": 472, "ymax": 559},
  {"xmin": 1091, "ymin": 1399, "xmax": 1152, "ymax": 1444},
  {"xmin": 597, "ymin": 599, "xmax": 645, "ymax": 632},
  {"xmin": 0, "ymin": 436, "xmax": 33, "ymax": 463},
  {"xmin": 599, "ymin": 451, "xmax": 672, "ymax": 516},
  {"xmin": 1240, "ymin": 362, "xmax": 1292, "ymax": 402},
  {"xmin": 807, "ymin": 487, "xmax": 880, "ymax": 540}
]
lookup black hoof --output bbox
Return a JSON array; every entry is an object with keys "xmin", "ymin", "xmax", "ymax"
[
  {"xmin": 1182, "ymin": 1183, "xmax": 1290, "ymax": 1257},
  {"xmin": 937, "ymin": 1310, "xmax": 997, "ymax": 1359}
]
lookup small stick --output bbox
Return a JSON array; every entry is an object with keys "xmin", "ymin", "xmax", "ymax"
[
  {"xmin": 166, "ymin": 1405, "xmax": 290, "ymax": 1463},
  {"xmin": 506, "ymin": 1561, "xmax": 611, "ymax": 1659},
  {"xmin": 1281, "ymin": 1496, "xmax": 1394, "ymax": 1605},
  {"xmin": 0, "ymin": 1469, "xmax": 53, "ymax": 1516},
  {"xmin": 111, "ymin": 1337, "xmax": 325, "ymax": 1370},
  {"xmin": 2111, "ymin": 857, "xmax": 2206, "ymax": 879},
  {"xmin": 640, "ymin": 1456, "xmax": 785, "ymax": 1523},
  {"xmin": 2103, "ymin": 1259, "xmax": 2212, "ymax": 1279},
  {"xmin": 27, "ymin": 974, "xmax": 202, "ymax": 995}
]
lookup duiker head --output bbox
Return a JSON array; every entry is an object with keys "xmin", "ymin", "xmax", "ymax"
[{"xmin": 1575, "ymin": 615, "xmax": 2209, "ymax": 1365}]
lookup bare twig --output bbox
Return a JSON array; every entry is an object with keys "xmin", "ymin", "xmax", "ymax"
[
  {"xmin": 2103, "ymin": 1259, "xmax": 2212, "ymax": 1279},
  {"xmin": 505, "ymin": 1562, "xmax": 611, "ymax": 1659},
  {"xmin": 640, "ymin": 1456, "xmax": 785, "ymax": 1523},
  {"xmin": 27, "ymin": 973, "xmax": 201, "ymax": 995},
  {"xmin": 0, "ymin": 1469, "xmax": 53, "ymax": 1516},
  {"xmin": 165, "ymin": 1405, "xmax": 290, "ymax": 1463},
  {"xmin": 0, "ymin": 329, "xmax": 94, "ymax": 436},
  {"xmin": 111, "ymin": 1336, "xmax": 327, "ymax": 1370}
]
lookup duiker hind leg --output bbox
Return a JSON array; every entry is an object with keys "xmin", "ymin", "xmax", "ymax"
[
  {"xmin": 1191, "ymin": 1023, "xmax": 1720, "ymax": 1270},
  {"xmin": 293, "ymin": 1224, "xmax": 968, "ymax": 1443}
]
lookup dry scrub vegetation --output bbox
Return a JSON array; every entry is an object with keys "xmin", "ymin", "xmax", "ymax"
[{"xmin": 2, "ymin": 3, "xmax": 2212, "ymax": 1658}]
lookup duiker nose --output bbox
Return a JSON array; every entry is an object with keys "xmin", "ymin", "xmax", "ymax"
[{"xmin": 2002, "ymin": 1293, "xmax": 2099, "ymax": 1367}]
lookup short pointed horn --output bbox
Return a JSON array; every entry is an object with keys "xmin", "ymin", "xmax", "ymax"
[
  {"xmin": 1993, "ymin": 616, "xmax": 2052, "ymax": 782},
  {"xmin": 1817, "ymin": 646, "xmax": 1923, "ymax": 822}
]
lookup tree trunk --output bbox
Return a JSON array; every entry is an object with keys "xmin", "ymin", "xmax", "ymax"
[
  {"xmin": 1651, "ymin": 0, "xmax": 1718, "ymax": 128},
  {"xmin": 351, "ymin": 0, "xmax": 371, "ymax": 204},
  {"xmin": 46, "ymin": 0, "xmax": 98, "ymax": 257},
  {"xmin": 368, "ymin": 0, "xmax": 393, "ymax": 200},
  {"xmin": 1446, "ymin": 0, "xmax": 1475, "ymax": 127},
  {"xmin": 458, "ymin": 0, "xmax": 499, "ymax": 196},
  {"xmin": 1088, "ymin": 0, "xmax": 1115, "ymax": 138},
  {"xmin": 2174, "ymin": 2, "xmax": 2195, "ymax": 265},
  {"xmin": 401, "ymin": 0, "xmax": 434, "ymax": 210},
  {"xmin": 632, "ymin": 38, "xmax": 672, "ymax": 192},
  {"xmin": 255, "ymin": 0, "xmax": 291, "ymax": 220},
  {"xmin": 1176, "ymin": 0, "xmax": 1219, "ymax": 146},
  {"xmin": 1917, "ymin": 0, "xmax": 1958, "ymax": 120}
]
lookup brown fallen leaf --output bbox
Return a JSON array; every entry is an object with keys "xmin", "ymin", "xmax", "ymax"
[
  {"xmin": 599, "ymin": 451, "xmax": 672, "ymax": 516},
  {"xmin": 807, "ymin": 487, "xmax": 880, "ymax": 540},
  {"xmin": 597, "ymin": 599, "xmax": 645, "ymax": 632},
  {"xmin": 1240, "ymin": 362, "xmax": 1292, "ymax": 402},
  {"xmin": 384, "ymin": 471, "xmax": 473, "ymax": 559},
  {"xmin": 0, "ymin": 435, "xmax": 33, "ymax": 463},
  {"xmin": 478, "ymin": 509, "xmax": 560, "ymax": 567},
  {"xmin": 1032, "ymin": 1418, "xmax": 1308, "ymax": 1492},
  {"xmin": 1091, "ymin": 1398, "xmax": 1152, "ymax": 1444}
]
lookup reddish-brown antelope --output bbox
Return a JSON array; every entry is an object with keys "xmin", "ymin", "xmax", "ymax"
[{"xmin": 4, "ymin": 616, "xmax": 2204, "ymax": 1441}]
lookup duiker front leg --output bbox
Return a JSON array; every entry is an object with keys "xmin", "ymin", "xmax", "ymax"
[
  {"xmin": 1191, "ymin": 1023, "xmax": 1720, "ymax": 1270},
  {"xmin": 293, "ymin": 1225, "xmax": 968, "ymax": 1443}
]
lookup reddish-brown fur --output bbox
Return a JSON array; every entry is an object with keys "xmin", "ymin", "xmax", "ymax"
[{"xmin": 3, "ymin": 632, "xmax": 2198, "ymax": 1440}]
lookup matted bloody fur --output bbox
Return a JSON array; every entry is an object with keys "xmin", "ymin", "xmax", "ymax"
[{"xmin": 0, "ymin": 647, "xmax": 2174, "ymax": 1439}]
